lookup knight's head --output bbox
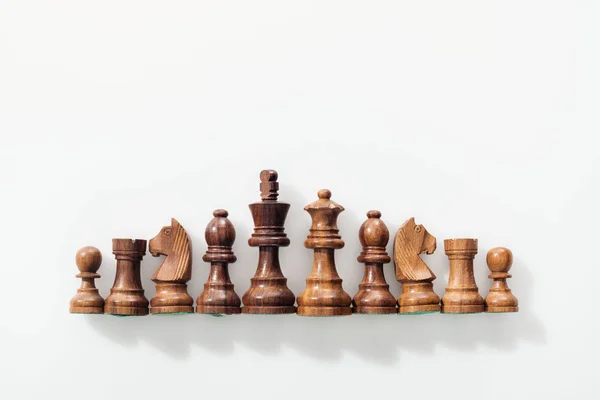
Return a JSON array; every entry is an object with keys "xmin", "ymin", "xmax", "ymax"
[
  {"xmin": 403, "ymin": 217, "xmax": 437, "ymax": 255},
  {"xmin": 149, "ymin": 218, "xmax": 179, "ymax": 257}
]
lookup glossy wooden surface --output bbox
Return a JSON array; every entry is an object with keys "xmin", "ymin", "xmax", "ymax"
[
  {"xmin": 242, "ymin": 170, "xmax": 296, "ymax": 314},
  {"xmin": 196, "ymin": 209, "xmax": 242, "ymax": 314},
  {"xmin": 104, "ymin": 239, "xmax": 149, "ymax": 316},
  {"xmin": 393, "ymin": 218, "xmax": 441, "ymax": 314},
  {"xmin": 352, "ymin": 210, "xmax": 396, "ymax": 314},
  {"xmin": 149, "ymin": 218, "xmax": 194, "ymax": 314},
  {"xmin": 297, "ymin": 189, "xmax": 352, "ymax": 316},
  {"xmin": 485, "ymin": 247, "xmax": 518, "ymax": 312},
  {"xmin": 70, "ymin": 246, "xmax": 105, "ymax": 314},
  {"xmin": 441, "ymin": 238, "xmax": 484, "ymax": 313}
]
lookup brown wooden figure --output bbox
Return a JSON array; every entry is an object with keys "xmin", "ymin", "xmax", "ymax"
[
  {"xmin": 485, "ymin": 247, "xmax": 518, "ymax": 313},
  {"xmin": 104, "ymin": 239, "xmax": 149, "ymax": 316},
  {"xmin": 441, "ymin": 238, "xmax": 484, "ymax": 313},
  {"xmin": 352, "ymin": 211, "xmax": 397, "ymax": 314},
  {"xmin": 297, "ymin": 189, "xmax": 352, "ymax": 316},
  {"xmin": 394, "ymin": 218, "xmax": 441, "ymax": 314},
  {"xmin": 149, "ymin": 218, "xmax": 194, "ymax": 314},
  {"xmin": 242, "ymin": 170, "xmax": 296, "ymax": 314},
  {"xmin": 70, "ymin": 246, "xmax": 104, "ymax": 314},
  {"xmin": 196, "ymin": 209, "xmax": 242, "ymax": 314}
]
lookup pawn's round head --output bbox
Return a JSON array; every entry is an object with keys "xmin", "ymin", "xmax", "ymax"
[
  {"xmin": 486, "ymin": 247, "xmax": 513, "ymax": 273},
  {"xmin": 76, "ymin": 246, "xmax": 102, "ymax": 273}
]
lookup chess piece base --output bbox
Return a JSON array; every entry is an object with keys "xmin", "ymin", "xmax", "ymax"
[
  {"xmin": 104, "ymin": 306, "xmax": 149, "ymax": 316},
  {"xmin": 297, "ymin": 306, "xmax": 352, "ymax": 316},
  {"xmin": 441, "ymin": 304, "xmax": 484, "ymax": 313},
  {"xmin": 242, "ymin": 305, "xmax": 296, "ymax": 314},
  {"xmin": 151, "ymin": 305, "xmax": 194, "ymax": 314},
  {"xmin": 353, "ymin": 306, "xmax": 396, "ymax": 314},
  {"xmin": 197, "ymin": 305, "xmax": 241, "ymax": 314},
  {"xmin": 151, "ymin": 282, "xmax": 194, "ymax": 314},
  {"xmin": 69, "ymin": 306, "xmax": 104, "ymax": 314},
  {"xmin": 399, "ymin": 304, "xmax": 441, "ymax": 314},
  {"xmin": 485, "ymin": 306, "xmax": 518, "ymax": 313}
]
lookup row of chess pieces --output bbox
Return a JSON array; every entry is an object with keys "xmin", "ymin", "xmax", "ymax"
[{"xmin": 70, "ymin": 169, "xmax": 518, "ymax": 316}]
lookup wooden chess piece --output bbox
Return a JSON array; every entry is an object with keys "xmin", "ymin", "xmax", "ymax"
[
  {"xmin": 441, "ymin": 238, "xmax": 484, "ymax": 313},
  {"xmin": 393, "ymin": 218, "xmax": 441, "ymax": 314},
  {"xmin": 104, "ymin": 239, "xmax": 149, "ymax": 316},
  {"xmin": 196, "ymin": 209, "xmax": 242, "ymax": 314},
  {"xmin": 485, "ymin": 247, "xmax": 518, "ymax": 312},
  {"xmin": 297, "ymin": 189, "xmax": 352, "ymax": 316},
  {"xmin": 70, "ymin": 246, "xmax": 105, "ymax": 314},
  {"xmin": 148, "ymin": 218, "xmax": 194, "ymax": 314},
  {"xmin": 352, "ymin": 211, "xmax": 397, "ymax": 314},
  {"xmin": 242, "ymin": 170, "xmax": 296, "ymax": 314}
]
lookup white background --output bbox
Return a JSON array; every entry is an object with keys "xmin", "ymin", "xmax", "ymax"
[{"xmin": 1, "ymin": 1, "xmax": 599, "ymax": 399}]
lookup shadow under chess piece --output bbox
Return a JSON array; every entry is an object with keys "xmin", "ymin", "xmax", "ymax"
[
  {"xmin": 104, "ymin": 239, "xmax": 149, "ymax": 316},
  {"xmin": 485, "ymin": 247, "xmax": 519, "ymax": 313},
  {"xmin": 393, "ymin": 218, "xmax": 441, "ymax": 314},
  {"xmin": 297, "ymin": 189, "xmax": 352, "ymax": 317},
  {"xmin": 70, "ymin": 246, "xmax": 104, "ymax": 314},
  {"xmin": 441, "ymin": 238, "xmax": 484, "ymax": 313},
  {"xmin": 242, "ymin": 170, "xmax": 296, "ymax": 314},
  {"xmin": 197, "ymin": 209, "xmax": 242, "ymax": 315},
  {"xmin": 149, "ymin": 218, "xmax": 194, "ymax": 314},
  {"xmin": 352, "ymin": 210, "xmax": 397, "ymax": 314}
]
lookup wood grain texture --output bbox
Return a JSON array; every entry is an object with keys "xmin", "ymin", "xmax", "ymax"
[
  {"xmin": 485, "ymin": 247, "xmax": 518, "ymax": 313},
  {"xmin": 393, "ymin": 218, "xmax": 441, "ymax": 314},
  {"xmin": 242, "ymin": 170, "xmax": 296, "ymax": 314},
  {"xmin": 149, "ymin": 218, "xmax": 194, "ymax": 314},
  {"xmin": 352, "ymin": 210, "xmax": 396, "ymax": 314},
  {"xmin": 441, "ymin": 238, "xmax": 484, "ymax": 313},
  {"xmin": 70, "ymin": 246, "xmax": 105, "ymax": 314},
  {"xmin": 297, "ymin": 189, "xmax": 352, "ymax": 316},
  {"xmin": 196, "ymin": 209, "xmax": 242, "ymax": 314},
  {"xmin": 105, "ymin": 239, "xmax": 149, "ymax": 316}
]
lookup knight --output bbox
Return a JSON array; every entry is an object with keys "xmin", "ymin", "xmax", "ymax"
[
  {"xmin": 393, "ymin": 217, "xmax": 441, "ymax": 314},
  {"xmin": 148, "ymin": 218, "xmax": 194, "ymax": 314}
]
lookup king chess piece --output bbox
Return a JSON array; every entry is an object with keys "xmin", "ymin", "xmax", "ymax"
[
  {"xmin": 148, "ymin": 218, "xmax": 194, "ymax": 314},
  {"xmin": 242, "ymin": 170, "xmax": 296, "ymax": 314},
  {"xmin": 196, "ymin": 209, "xmax": 242, "ymax": 314},
  {"xmin": 297, "ymin": 189, "xmax": 352, "ymax": 316},
  {"xmin": 352, "ymin": 211, "xmax": 397, "ymax": 314},
  {"xmin": 104, "ymin": 239, "xmax": 149, "ymax": 316},
  {"xmin": 485, "ymin": 247, "xmax": 518, "ymax": 312},
  {"xmin": 70, "ymin": 246, "xmax": 105, "ymax": 314},
  {"xmin": 393, "ymin": 218, "xmax": 441, "ymax": 314},
  {"xmin": 441, "ymin": 238, "xmax": 484, "ymax": 313}
]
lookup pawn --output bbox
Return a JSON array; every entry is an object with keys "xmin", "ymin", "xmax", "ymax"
[
  {"xmin": 196, "ymin": 209, "xmax": 242, "ymax": 315},
  {"xmin": 70, "ymin": 246, "xmax": 105, "ymax": 314},
  {"xmin": 352, "ymin": 211, "xmax": 397, "ymax": 314},
  {"xmin": 485, "ymin": 247, "xmax": 519, "ymax": 312}
]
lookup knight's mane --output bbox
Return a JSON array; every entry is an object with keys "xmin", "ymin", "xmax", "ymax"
[
  {"xmin": 154, "ymin": 221, "xmax": 192, "ymax": 282},
  {"xmin": 394, "ymin": 222, "xmax": 435, "ymax": 281}
]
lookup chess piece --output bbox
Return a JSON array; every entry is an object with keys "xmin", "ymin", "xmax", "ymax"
[
  {"xmin": 485, "ymin": 247, "xmax": 518, "ymax": 312},
  {"xmin": 242, "ymin": 170, "xmax": 296, "ymax": 314},
  {"xmin": 441, "ymin": 238, "xmax": 484, "ymax": 313},
  {"xmin": 352, "ymin": 211, "xmax": 396, "ymax": 314},
  {"xmin": 297, "ymin": 189, "xmax": 352, "ymax": 316},
  {"xmin": 70, "ymin": 246, "xmax": 104, "ymax": 314},
  {"xmin": 149, "ymin": 218, "xmax": 194, "ymax": 314},
  {"xmin": 196, "ymin": 209, "xmax": 242, "ymax": 314},
  {"xmin": 393, "ymin": 218, "xmax": 441, "ymax": 314},
  {"xmin": 104, "ymin": 239, "xmax": 149, "ymax": 316}
]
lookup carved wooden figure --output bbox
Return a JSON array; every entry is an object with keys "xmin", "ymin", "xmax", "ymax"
[
  {"xmin": 394, "ymin": 218, "xmax": 440, "ymax": 314},
  {"xmin": 196, "ymin": 209, "xmax": 242, "ymax": 314},
  {"xmin": 297, "ymin": 189, "xmax": 352, "ymax": 316},
  {"xmin": 485, "ymin": 247, "xmax": 518, "ymax": 312},
  {"xmin": 70, "ymin": 246, "xmax": 105, "ymax": 314},
  {"xmin": 104, "ymin": 239, "xmax": 149, "ymax": 316},
  {"xmin": 352, "ymin": 211, "xmax": 397, "ymax": 314},
  {"xmin": 149, "ymin": 218, "xmax": 194, "ymax": 314},
  {"xmin": 242, "ymin": 170, "xmax": 296, "ymax": 314},
  {"xmin": 441, "ymin": 238, "xmax": 484, "ymax": 313}
]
